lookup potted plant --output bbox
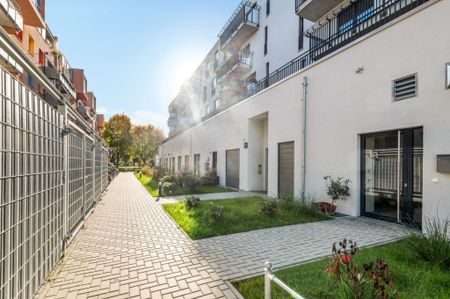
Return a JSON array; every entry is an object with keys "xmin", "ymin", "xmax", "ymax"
[{"xmin": 323, "ymin": 176, "xmax": 351, "ymax": 215}]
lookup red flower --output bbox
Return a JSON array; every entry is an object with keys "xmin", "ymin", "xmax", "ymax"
[{"xmin": 341, "ymin": 255, "xmax": 352, "ymax": 265}]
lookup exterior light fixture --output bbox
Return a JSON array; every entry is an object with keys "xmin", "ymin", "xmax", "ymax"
[
  {"xmin": 244, "ymin": 142, "xmax": 248, "ymax": 149},
  {"xmin": 60, "ymin": 126, "xmax": 73, "ymax": 138}
]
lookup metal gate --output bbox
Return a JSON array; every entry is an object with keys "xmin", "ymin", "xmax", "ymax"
[
  {"xmin": 67, "ymin": 126, "xmax": 85, "ymax": 233},
  {"xmin": 226, "ymin": 149, "xmax": 240, "ymax": 189},
  {"xmin": 0, "ymin": 65, "xmax": 111, "ymax": 299},
  {"xmin": 94, "ymin": 142, "xmax": 102, "ymax": 201},
  {"xmin": 0, "ymin": 69, "xmax": 65, "ymax": 299},
  {"xmin": 84, "ymin": 136, "xmax": 95, "ymax": 211},
  {"xmin": 278, "ymin": 142, "xmax": 295, "ymax": 197}
]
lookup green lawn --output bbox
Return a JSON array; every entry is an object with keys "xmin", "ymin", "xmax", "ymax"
[
  {"xmin": 163, "ymin": 196, "xmax": 330, "ymax": 239},
  {"xmin": 134, "ymin": 173, "xmax": 235, "ymax": 197},
  {"xmin": 233, "ymin": 240, "xmax": 450, "ymax": 299}
]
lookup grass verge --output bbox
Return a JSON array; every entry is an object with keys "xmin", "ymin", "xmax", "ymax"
[
  {"xmin": 134, "ymin": 173, "xmax": 235, "ymax": 197},
  {"xmin": 233, "ymin": 239, "xmax": 450, "ymax": 299},
  {"xmin": 163, "ymin": 196, "xmax": 330, "ymax": 239}
]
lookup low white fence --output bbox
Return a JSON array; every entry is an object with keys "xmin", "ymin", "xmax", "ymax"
[{"xmin": 264, "ymin": 262, "xmax": 305, "ymax": 299}]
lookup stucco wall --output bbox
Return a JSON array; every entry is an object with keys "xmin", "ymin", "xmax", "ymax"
[{"xmin": 160, "ymin": 0, "xmax": 450, "ymax": 223}]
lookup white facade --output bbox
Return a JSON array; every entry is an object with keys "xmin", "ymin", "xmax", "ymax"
[{"xmin": 161, "ymin": 0, "xmax": 450, "ymax": 228}]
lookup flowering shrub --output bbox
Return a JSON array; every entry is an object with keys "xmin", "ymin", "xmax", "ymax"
[
  {"xmin": 206, "ymin": 204, "xmax": 225, "ymax": 221},
  {"xmin": 326, "ymin": 239, "xmax": 398, "ymax": 299},
  {"xmin": 161, "ymin": 174, "xmax": 176, "ymax": 184},
  {"xmin": 184, "ymin": 196, "xmax": 200, "ymax": 210}
]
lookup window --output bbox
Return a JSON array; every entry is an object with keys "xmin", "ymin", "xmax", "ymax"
[
  {"xmin": 298, "ymin": 17, "xmax": 304, "ymax": 50},
  {"xmin": 264, "ymin": 26, "xmax": 268, "ymax": 55},
  {"xmin": 205, "ymin": 63, "xmax": 210, "ymax": 78},
  {"xmin": 338, "ymin": 0, "xmax": 374, "ymax": 33},
  {"xmin": 38, "ymin": 49, "xmax": 44, "ymax": 65},
  {"xmin": 206, "ymin": 105, "xmax": 210, "ymax": 115},
  {"xmin": 215, "ymin": 99, "xmax": 221, "ymax": 111},
  {"xmin": 194, "ymin": 154, "xmax": 201, "ymax": 175},
  {"xmin": 392, "ymin": 74, "xmax": 418, "ymax": 101},
  {"xmin": 27, "ymin": 75, "xmax": 35, "ymax": 88},
  {"xmin": 266, "ymin": 0, "xmax": 270, "ymax": 16},
  {"xmin": 214, "ymin": 51, "xmax": 219, "ymax": 70},
  {"xmin": 28, "ymin": 36, "xmax": 34, "ymax": 55},
  {"xmin": 265, "ymin": 62, "xmax": 270, "ymax": 87},
  {"xmin": 211, "ymin": 78, "xmax": 217, "ymax": 96},
  {"xmin": 184, "ymin": 155, "xmax": 190, "ymax": 172},
  {"xmin": 178, "ymin": 156, "xmax": 182, "ymax": 172},
  {"xmin": 203, "ymin": 86, "xmax": 207, "ymax": 102}
]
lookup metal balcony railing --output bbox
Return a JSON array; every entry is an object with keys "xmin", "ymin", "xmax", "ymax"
[
  {"xmin": 219, "ymin": 0, "xmax": 260, "ymax": 47},
  {"xmin": 217, "ymin": 51, "xmax": 253, "ymax": 78},
  {"xmin": 295, "ymin": 0, "xmax": 309, "ymax": 12},
  {"xmin": 189, "ymin": 0, "xmax": 428, "ymax": 130},
  {"xmin": 306, "ymin": 0, "xmax": 428, "ymax": 61}
]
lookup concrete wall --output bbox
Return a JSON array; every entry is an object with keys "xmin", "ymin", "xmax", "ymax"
[{"xmin": 160, "ymin": 0, "xmax": 450, "ymax": 224}]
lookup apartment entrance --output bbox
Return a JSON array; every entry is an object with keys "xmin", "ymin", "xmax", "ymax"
[
  {"xmin": 361, "ymin": 128, "xmax": 423, "ymax": 225},
  {"xmin": 226, "ymin": 149, "xmax": 240, "ymax": 189}
]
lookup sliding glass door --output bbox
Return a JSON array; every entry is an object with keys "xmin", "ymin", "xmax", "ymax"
[{"xmin": 361, "ymin": 128, "xmax": 423, "ymax": 225}]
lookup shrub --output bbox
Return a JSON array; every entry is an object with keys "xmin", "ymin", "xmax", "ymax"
[
  {"xmin": 181, "ymin": 173, "xmax": 201, "ymax": 194},
  {"xmin": 206, "ymin": 204, "xmax": 225, "ymax": 221},
  {"xmin": 278, "ymin": 195, "xmax": 295, "ymax": 209},
  {"xmin": 161, "ymin": 182, "xmax": 176, "ymax": 195},
  {"xmin": 326, "ymin": 239, "xmax": 398, "ymax": 299},
  {"xmin": 261, "ymin": 201, "xmax": 278, "ymax": 217},
  {"xmin": 161, "ymin": 174, "xmax": 177, "ymax": 184},
  {"xmin": 184, "ymin": 196, "xmax": 200, "ymax": 210},
  {"xmin": 141, "ymin": 166, "xmax": 153, "ymax": 176},
  {"xmin": 407, "ymin": 216, "xmax": 450, "ymax": 268}
]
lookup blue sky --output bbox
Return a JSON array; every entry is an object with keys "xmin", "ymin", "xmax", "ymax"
[{"xmin": 46, "ymin": 0, "xmax": 241, "ymax": 133}]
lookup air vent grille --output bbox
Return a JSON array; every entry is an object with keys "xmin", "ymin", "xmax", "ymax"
[{"xmin": 393, "ymin": 74, "xmax": 417, "ymax": 101}]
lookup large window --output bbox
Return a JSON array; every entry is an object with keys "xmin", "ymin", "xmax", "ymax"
[
  {"xmin": 298, "ymin": 17, "xmax": 304, "ymax": 50},
  {"xmin": 264, "ymin": 26, "xmax": 268, "ymax": 55},
  {"xmin": 194, "ymin": 154, "xmax": 201, "ymax": 175},
  {"xmin": 184, "ymin": 155, "xmax": 190, "ymax": 172}
]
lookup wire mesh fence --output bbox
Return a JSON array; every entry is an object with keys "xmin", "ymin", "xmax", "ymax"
[{"xmin": 0, "ymin": 66, "xmax": 110, "ymax": 299}]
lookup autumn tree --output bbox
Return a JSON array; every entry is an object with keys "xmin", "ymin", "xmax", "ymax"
[
  {"xmin": 102, "ymin": 114, "xmax": 132, "ymax": 166},
  {"xmin": 130, "ymin": 125, "xmax": 165, "ymax": 166}
]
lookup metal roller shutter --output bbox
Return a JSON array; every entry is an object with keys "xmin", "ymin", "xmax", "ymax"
[
  {"xmin": 226, "ymin": 149, "xmax": 240, "ymax": 189},
  {"xmin": 278, "ymin": 142, "xmax": 294, "ymax": 197}
]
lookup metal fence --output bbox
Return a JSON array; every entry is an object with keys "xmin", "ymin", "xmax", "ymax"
[
  {"xmin": 264, "ymin": 262, "xmax": 304, "ymax": 299},
  {"xmin": 0, "ymin": 66, "xmax": 110, "ymax": 299}
]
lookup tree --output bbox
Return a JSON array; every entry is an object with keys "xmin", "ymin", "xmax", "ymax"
[
  {"xmin": 102, "ymin": 114, "xmax": 132, "ymax": 166},
  {"xmin": 130, "ymin": 125, "xmax": 165, "ymax": 166}
]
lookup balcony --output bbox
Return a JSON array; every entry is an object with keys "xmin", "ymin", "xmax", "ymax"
[
  {"xmin": 295, "ymin": 0, "xmax": 344, "ymax": 22},
  {"xmin": 306, "ymin": 0, "xmax": 429, "ymax": 61},
  {"xmin": 217, "ymin": 50, "xmax": 253, "ymax": 80},
  {"xmin": 16, "ymin": 0, "xmax": 45, "ymax": 28},
  {"xmin": 0, "ymin": 0, "xmax": 23, "ymax": 31},
  {"xmin": 219, "ymin": 1, "xmax": 260, "ymax": 52},
  {"xmin": 40, "ymin": 60, "xmax": 77, "ymax": 99}
]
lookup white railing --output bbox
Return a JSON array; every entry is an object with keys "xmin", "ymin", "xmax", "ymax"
[
  {"xmin": 0, "ymin": 0, "xmax": 23, "ymax": 30},
  {"xmin": 264, "ymin": 262, "xmax": 305, "ymax": 299}
]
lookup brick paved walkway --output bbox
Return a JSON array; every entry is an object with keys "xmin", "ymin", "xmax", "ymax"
[{"xmin": 35, "ymin": 173, "xmax": 409, "ymax": 299}]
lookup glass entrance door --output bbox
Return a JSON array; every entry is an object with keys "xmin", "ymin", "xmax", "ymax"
[{"xmin": 361, "ymin": 128, "xmax": 423, "ymax": 225}]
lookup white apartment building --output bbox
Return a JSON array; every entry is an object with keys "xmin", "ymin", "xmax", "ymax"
[{"xmin": 160, "ymin": 0, "xmax": 450, "ymax": 229}]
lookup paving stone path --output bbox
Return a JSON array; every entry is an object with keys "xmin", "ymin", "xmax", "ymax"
[{"xmin": 35, "ymin": 173, "xmax": 409, "ymax": 299}]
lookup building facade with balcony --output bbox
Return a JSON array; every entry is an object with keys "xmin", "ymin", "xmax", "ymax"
[{"xmin": 161, "ymin": 0, "xmax": 450, "ymax": 230}]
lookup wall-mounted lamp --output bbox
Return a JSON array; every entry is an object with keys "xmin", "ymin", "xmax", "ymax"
[
  {"xmin": 355, "ymin": 66, "xmax": 365, "ymax": 74},
  {"xmin": 244, "ymin": 142, "xmax": 248, "ymax": 149}
]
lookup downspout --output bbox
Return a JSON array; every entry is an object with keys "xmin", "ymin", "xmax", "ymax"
[{"xmin": 301, "ymin": 76, "xmax": 308, "ymax": 201}]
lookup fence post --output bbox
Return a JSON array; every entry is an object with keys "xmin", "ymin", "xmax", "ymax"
[{"xmin": 264, "ymin": 261, "xmax": 272, "ymax": 299}]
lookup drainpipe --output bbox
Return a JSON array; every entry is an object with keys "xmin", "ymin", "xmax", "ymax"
[{"xmin": 301, "ymin": 77, "xmax": 308, "ymax": 201}]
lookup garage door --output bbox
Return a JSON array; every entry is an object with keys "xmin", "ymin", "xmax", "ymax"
[
  {"xmin": 226, "ymin": 149, "xmax": 240, "ymax": 189},
  {"xmin": 278, "ymin": 142, "xmax": 294, "ymax": 197}
]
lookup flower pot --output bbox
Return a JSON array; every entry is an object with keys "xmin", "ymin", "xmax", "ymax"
[
  {"xmin": 313, "ymin": 202, "xmax": 329, "ymax": 212},
  {"xmin": 322, "ymin": 203, "xmax": 337, "ymax": 215}
]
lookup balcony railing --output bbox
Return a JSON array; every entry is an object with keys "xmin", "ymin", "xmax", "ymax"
[
  {"xmin": 217, "ymin": 51, "xmax": 253, "ymax": 79},
  {"xmin": 295, "ymin": 0, "xmax": 308, "ymax": 12},
  {"xmin": 0, "ymin": 0, "xmax": 24, "ymax": 30},
  {"xmin": 307, "ymin": 0, "xmax": 428, "ymax": 61},
  {"xmin": 219, "ymin": 0, "xmax": 260, "ymax": 47},
  {"xmin": 186, "ymin": 0, "xmax": 428, "ymax": 131}
]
